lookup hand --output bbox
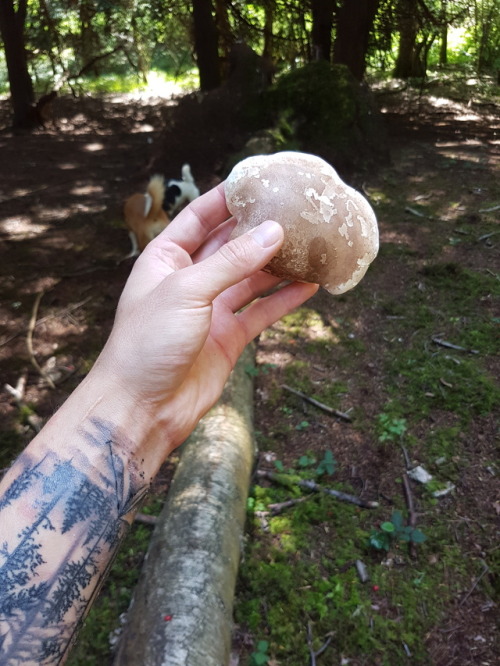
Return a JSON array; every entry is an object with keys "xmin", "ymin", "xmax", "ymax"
[{"xmin": 97, "ymin": 183, "xmax": 318, "ymax": 453}]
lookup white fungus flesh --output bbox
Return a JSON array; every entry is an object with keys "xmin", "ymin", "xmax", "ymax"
[{"xmin": 225, "ymin": 151, "xmax": 379, "ymax": 295}]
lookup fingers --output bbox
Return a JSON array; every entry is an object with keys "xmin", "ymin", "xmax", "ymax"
[
  {"xmin": 162, "ymin": 183, "xmax": 231, "ymax": 256},
  {"xmin": 217, "ymin": 270, "xmax": 284, "ymax": 313},
  {"xmin": 178, "ymin": 220, "xmax": 285, "ymax": 304},
  {"xmin": 237, "ymin": 281, "xmax": 319, "ymax": 342},
  {"xmin": 190, "ymin": 216, "xmax": 237, "ymax": 264}
]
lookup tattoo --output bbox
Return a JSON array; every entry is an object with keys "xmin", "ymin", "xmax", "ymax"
[{"xmin": 0, "ymin": 418, "xmax": 148, "ymax": 664}]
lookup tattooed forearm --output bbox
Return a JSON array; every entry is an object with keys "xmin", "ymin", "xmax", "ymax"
[{"xmin": 0, "ymin": 418, "xmax": 148, "ymax": 665}]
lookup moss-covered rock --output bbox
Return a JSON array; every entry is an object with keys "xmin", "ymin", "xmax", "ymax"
[{"xmin": 262, "ymin": 61, "xmax": 389, "ymax": 173}]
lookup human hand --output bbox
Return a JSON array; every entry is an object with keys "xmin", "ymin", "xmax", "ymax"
[{"xmin": 97, "ymin": 183, "xmax": 318, "ymax": 456}]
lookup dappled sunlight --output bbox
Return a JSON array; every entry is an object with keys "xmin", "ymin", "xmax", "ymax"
[
  {"xmin": 0, "ymin": 216, "xmax": 48, "ymax": 238},
  {"xmin": 83, "ymin": 142, "xmax": 105, "ymax": 152},
  {"xmin": 70, "ymin": 184, "xmax": 104, "ymax": 196}
]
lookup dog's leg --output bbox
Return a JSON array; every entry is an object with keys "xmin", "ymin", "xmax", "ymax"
[{"xmin": 118, "ymin": 231, "xmax": 140, "ymax": 264}]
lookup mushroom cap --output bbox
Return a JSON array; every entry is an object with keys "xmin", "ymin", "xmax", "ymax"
[{"xmin": 225, "ymin": 151, "xmax": 379, "ymax": 295}]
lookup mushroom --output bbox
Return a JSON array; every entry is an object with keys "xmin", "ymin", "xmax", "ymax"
[{"xmin": 225, "ymin": 151, "xmax": 379, "ymax": 294}]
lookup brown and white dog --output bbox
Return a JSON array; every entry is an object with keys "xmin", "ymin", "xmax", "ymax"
[
  {"xmin": 123, "ymin": 174, "xmax": 169, "ymax": 259},
  {"xmin": 123, "ymin": 164, "xmax": 200, "ymax": 259}
]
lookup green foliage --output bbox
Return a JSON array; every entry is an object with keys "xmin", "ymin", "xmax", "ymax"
[
  {"xmin": 250, "ymin": 640, "xmax": 270, "ymax": 665},
  {"xmin": 369, "ymin": 511, "xmax": 427, "ymax": 552},
  {"xmin": 377, "ymin": 412, "xmax": 408, "ymax": 442}
]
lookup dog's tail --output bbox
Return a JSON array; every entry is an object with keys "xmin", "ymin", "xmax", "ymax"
[
  {"xmin": 145, "ymin": 175, "xmax": 166, "ymax": 220},
  {"xmin": 181, "ymin": 163, "xmax": 195, "ymax": 184}
]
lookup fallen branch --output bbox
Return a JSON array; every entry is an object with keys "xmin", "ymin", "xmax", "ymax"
[
  {"xmin": 432, "ymin": 337, "xmax": 479, "ymax": 354},
  {"xmin": 268, "ymin": 496, "xmax": 309, "ymax": 515},
  {"xmin": 256, "ymin": 470, "xmax": 379, "ymax": 509},
  {"xmin": 27, "ymin": 292, "xmax": 56, "ymax": 389},
  {"xmin": 281, "ymin": 384, "xmax": 352, "ymax": 422}
]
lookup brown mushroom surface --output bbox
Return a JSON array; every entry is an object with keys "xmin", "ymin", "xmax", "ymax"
[{"xmin": 225, "ymin": 151, "xmax": 379, "ymax": 295}]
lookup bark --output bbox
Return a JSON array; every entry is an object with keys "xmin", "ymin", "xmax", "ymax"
[
  {"xmin": 310, "ymin": 0, "xmax": 335, "ymax": 61},
  {"xmin": 0, "ymin": 0, "xmax": 35, "ymax": 128},
  {"xmin": 393, "ymin": 0, "xmax": 425, "ymax": 78},
  {"xmin": 333, "ymin": 0, "xmax": 381, "ymax": 80},
  {"xmin": 192, "ymin": 0, "xmax": 221, "ymax": 91},
  {"xmin": 113, "ymin": 345, "xmax": 256, "ymax": 666}
]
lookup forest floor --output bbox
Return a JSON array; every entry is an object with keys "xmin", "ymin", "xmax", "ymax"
[{"xmin": 0, "ymin": 76, "xmax": 499, "ymax": 665}]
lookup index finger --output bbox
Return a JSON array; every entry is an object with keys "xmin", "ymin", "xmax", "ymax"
[{"xmin": 162, "ymin": 182, "xmax": 231, "ymax": 256}]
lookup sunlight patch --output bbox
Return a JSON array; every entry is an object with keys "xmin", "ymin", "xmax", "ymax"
[
  {"xmin": 84, "ymin": 142, "xmax": 105, "ymax": 152},
  {"xmin": 0, "ymin": 216, "xmax": 48, "ymax": 238}
]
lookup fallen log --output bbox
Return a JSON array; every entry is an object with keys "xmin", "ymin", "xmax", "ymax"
[{"xmin": 113, "ymin": 345, "xmax": 256, "ymax": 666}]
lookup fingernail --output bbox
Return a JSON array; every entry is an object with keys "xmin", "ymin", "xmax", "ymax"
[{"xmin": 249, "ymin": 220, "xmax": 283, "ymax": 248}]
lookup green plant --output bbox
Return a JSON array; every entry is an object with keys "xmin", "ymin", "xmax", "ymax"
[
  {"xmin": 250, "ymin": 639, "xmax": 270, "ymax": 665},
  {"xmin": 377, "ymin": 413, "xmax": 407, "ymax": 442},
  {"xmin": 316, "ymin": 450, "xmax": 336, "ymax": 476},
  {"xmin": 369, "ymin": 510, "xmax": 427, "ymax": 552}
]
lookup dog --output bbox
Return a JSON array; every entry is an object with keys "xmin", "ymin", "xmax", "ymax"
[
  {"xmin": 123, "ymin": 174, "xmax": 170, "ymax": 259},
  {"xmin": 163, "ymin": 164, "xmax": 200, "ymax": 217}
]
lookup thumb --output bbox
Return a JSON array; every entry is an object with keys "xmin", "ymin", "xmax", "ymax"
[{"xmin": 182, "ymin": 220, "xmax": 284, "ymax": 302}]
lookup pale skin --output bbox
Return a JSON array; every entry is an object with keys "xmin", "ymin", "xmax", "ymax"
[{"xmin": 0, "ymin": 183, "xmax": 318, "ymax": 665}]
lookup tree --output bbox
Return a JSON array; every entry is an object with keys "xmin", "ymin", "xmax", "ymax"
[
  {"xmin": 310, "ymin": 0, "xmax": 335, "ymax": 61},
  {"xmin": 0, "ymin": 0, "xmax": 35, "ymax": 129},
  {"xmin": 191, "ymin": 0, "xmax": 221, "ymax": 90},
  {"xmin": 333, "ymin": 0, "xmax": 381, "ymax": 80}
]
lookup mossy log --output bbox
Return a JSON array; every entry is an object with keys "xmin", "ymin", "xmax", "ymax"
[{"xmin": 113, "ymin": 345, "xmax": 256, "ymax": 666}]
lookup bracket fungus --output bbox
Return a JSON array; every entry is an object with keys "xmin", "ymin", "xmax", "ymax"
[{"xmin": 225, "ymin": 151, "xmax": 379, "ymax": 295}]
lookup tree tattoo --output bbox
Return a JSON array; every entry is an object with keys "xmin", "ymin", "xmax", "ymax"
[{"xmin": 0, "ymin": 418, "xmax": 148, "ymax": 663}]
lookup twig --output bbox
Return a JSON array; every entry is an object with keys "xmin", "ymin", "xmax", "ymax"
[
  {"xmin": 400, "ymin": 444, "xmax": 412, "ymax": 470},
  {"xmin": 267, "ymin": 497, "xmax": 309, "ymax": 515},
  {"xmin": 4, "ymin": 372, "xmax": 43, "ymax": 432},
  {"xmin": 405, "ymin": 206, "xmax": 434, "ymax": 219},
  {"xmin": 478, "ymin": 230, "xmax": 500, "ymax": 242},
  {"xmin": 478, "ymin": 204, "xmax": 500, "ymax": 213},
  {"xmin": 0, "ymin": 296, "xmax": 93, "ymax": 348},
  {"xmin": 307, "ymin": 622, "xmax": 333, "ymax": 665},
  {"xmin": 459, "ymin": 562, "xmax": 489, "ymax": 606},
  {"xmin": 432, "ymin": 337, "xmax": 479, "ymax": 354},
  {"xmin": 26, "ymin": 292, "xmax": 56, "ymax": 389},
  {"xmin": 256, "ymin": 470, "xmax": 379, "ymax": 509},
  {"xmin": 281, "ymin": 384, "xmax": 352, "ymax": 422},
  {"xmin": 134, "ymin": 512, "xmax": 159, "ymax": 526},
  {"xmin": 402, "ymin": 472, "xmax": 417, "ymax": 559}
]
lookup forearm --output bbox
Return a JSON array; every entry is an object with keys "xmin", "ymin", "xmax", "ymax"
[{"xmin": 0, "ymin": 365, "xmax": 159, "ymax": 665}]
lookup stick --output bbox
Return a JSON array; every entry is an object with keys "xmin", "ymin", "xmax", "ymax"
[
  {"xmin": 478, "ymin": 230, "xmax": 500, "ymax": 241},
  {"xmin": 478, "ymin": 204, "xmax": 500, "ymax": 213},
  {"xmin": 256, "ymin": 470, "xmax": 379, "ymax": 509},
  {"xmin": 281, "ymin": 384, "xmax": 353, "ymax": 422},
  {"xmin": 26, "ymin": 292, "xmax": 56, "ymax": 389},
  {"xmin": 307, "ymin": 622, "xmax": 334, "ymax": 665},
  {"xmin": 402, "ymin": 472, "xmax": 417, "ymax": 558},
  {"xmin": 459, "ymin": 563, "xmax": 489, "ymax": 606},
  {"xmin": 267, "ymin": 497, "xmax": 309, "ymax": 515},
  {"xmin": 134, "ymin": 512, "xmax": 159, "ymax": 526},
  {"xmin": 432, "ymin": 337, "xmax": 479, "ymax": 354},
  {"xmin": 0, "ymin": 296, "xmax": 92, "ymax": 348},
  {"xmin": 4, "ymin": 372, "xmax": 43, "ymax": 432}
]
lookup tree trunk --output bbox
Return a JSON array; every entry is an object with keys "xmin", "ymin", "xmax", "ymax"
[
  {"xmin": 439, "ymin": 0, "xmax": 448, "ymax": 65},
  {"xmin": 310, "ymin": 0, "xmax": 335, "ymax": 61},
  {"xmin": 192, "ymin": 0, "xmax": 221, "ymax": 91},
  {"xmin": 393, "ymin": 0, "xmax": 424, "ymax": 78},
  {"xmin": 0, "ymin": 0, "xmax": 35, "ymax": 129},
  {"xmin": 113, "ymin": 345, "xmax": 256, "ymax": 666},
  {"xmin": 332, "ymin": 0, "xmax": 380, "ymax": 80}
]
